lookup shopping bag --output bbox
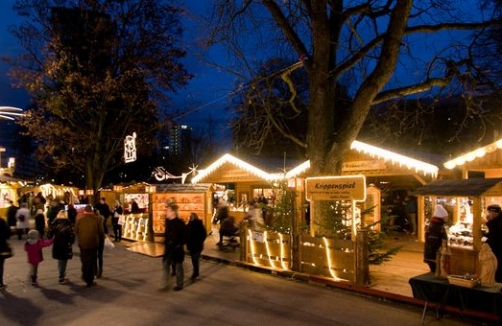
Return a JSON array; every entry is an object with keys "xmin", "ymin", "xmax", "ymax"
[
  {"xmin": 104, "ymin": 236, "xmax": 115, "ymax": 250},
  {"xmin": 118, "ymin": 214, "xmax": 126, "ymax": 225}
]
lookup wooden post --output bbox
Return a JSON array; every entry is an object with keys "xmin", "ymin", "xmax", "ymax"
[{"xmin": 356, "ymin": 229, "xmax": 370, "ymax": 286}]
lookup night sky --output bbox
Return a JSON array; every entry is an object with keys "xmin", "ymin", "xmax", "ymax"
[{"xmin": 0, "ymin": 0, "xmax": 236, "ymax": 129}]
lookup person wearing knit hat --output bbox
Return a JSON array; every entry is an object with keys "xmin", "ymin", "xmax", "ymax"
[
  {"xmin": 24, "ymin": 230, "xmax": 54, "ymax": 286},
  {"xmin": 485, "ymin": 203, "xmax": 502, "ymax": 282},
  {"xmin": 423, "ymin": 204, "xmax": 448, "ymax": 273}
]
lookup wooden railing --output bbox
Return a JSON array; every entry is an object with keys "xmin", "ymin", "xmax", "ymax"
[{"xmin": 240, "ymin": 226, "xmax": 369, "ymax": 285}]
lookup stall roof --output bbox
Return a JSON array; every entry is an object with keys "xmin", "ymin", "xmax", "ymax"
[
  {"xmin": 413, "ymin": 178, "xmax": 502, "ymax": 197},
  {"xmin": 443, "ymin": 138, "xmax": 502, "ymax": 170},
  {"xmin": 285, "ymin": 140, "xmax": 438, "ymax": 178},
  {"xmin": 155, "ymin": 183, "xmax": 213, "ymax": 193},
  {"xmin": 0, "ymin": 174, "xmax": 27, "ymax": 184}
]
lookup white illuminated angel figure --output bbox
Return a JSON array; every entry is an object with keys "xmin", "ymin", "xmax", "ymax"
[{"xmin": 124, "ymin": 132, "xmax": 137, "ymax": 163}]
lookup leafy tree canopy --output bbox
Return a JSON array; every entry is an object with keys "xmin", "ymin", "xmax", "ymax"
[{"xmin": 5, "ymin": 0, "xmax": 192, "ymax": 191}]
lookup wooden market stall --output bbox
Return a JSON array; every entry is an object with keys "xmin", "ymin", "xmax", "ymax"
[
  {"xmin": 150, "ymin": 183, "xmax": 213, "ymax": 236},
  {"xmin": 112, "ymin": 182, "xmax": 153, "ymax": 241},
  {"xmin": 191, "ymin": 146, "xmax": 439, "ymax": 284},
  {"xmin": 191, "ymin": 154, "xmax": 297, "ymax": 225},
  {"xmin": 413, "ymin": 178, "xmax": 502, "ymax": 275},
  {"xmin": 0, "ymin": 175, "xmax": 22, "ymax": 218},
  {"xmin": 285, "ymin": 140, "xmax": 439, "ymax": 234}
]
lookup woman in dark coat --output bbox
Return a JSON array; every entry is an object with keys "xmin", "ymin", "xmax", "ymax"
[
  {"xmin": 424, "ymin": 204, "xmax": 448, "ymax": 273},
  {"xmin": 0, "ymin": 217, "xmax": 12, "ymax": 289},
  {"xmin": 112, "ymin": 200, "xmax": 124, "ymax": 242},
  {"xmin": 186, "ymin": 212, "xmax": 207, "ymax": 280},
  {"xmin": 50, "ymin": 210, "xmax": 75, "ymax": 283},
  {"xmin": 34, "ymin": 209, "xmax": 46, "ymax": 239}
]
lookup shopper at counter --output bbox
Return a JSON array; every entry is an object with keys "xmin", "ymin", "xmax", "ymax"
[
  {"xmin": 424, "ymin": 204, "xmax": 448, "ymax": 273},
  {"xmin": 485, "ymin": 204, "xmax": 502, "ymax": 282}
]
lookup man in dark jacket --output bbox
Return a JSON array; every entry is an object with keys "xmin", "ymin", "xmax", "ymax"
[
  {"xmin": 6, "ymin": 200, "xmax": 18, "ymax": 230},
  {"xmin": 75, "ymin": 205, "xmax": 104, "ymax": 287},
  {"xmin": 186, "ymin": 212, "xmax": 206, "ymax": 280},
  {"xmin": 485, "ymin": 204, "xmax": 502, "ymax": 282},
  {"xmin": 162, "ymin": 203, "xmax": 186, "ymax": 291}
]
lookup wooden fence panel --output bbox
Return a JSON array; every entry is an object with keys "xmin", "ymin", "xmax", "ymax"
[
  {"xmin": 243, "ymin": 230, "xmax": 357, "ymax": 283},
  {"xmin": 299, "ymin": 236, "xmax": 356, "ymax": 282},
  {"xmin": 245, "ymin": 230, "xmax": 292, "ymax": 270}
]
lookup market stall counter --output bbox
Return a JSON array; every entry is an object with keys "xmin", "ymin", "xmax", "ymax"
[
  {"xmin": 413, "ymin": 178, "xmax": 502, "ymax": 275},
  {"xmin": 409, "ymin": 273, "xmax": 502, "ymax": 323}
]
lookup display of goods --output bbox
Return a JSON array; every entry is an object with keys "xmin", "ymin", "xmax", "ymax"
[{"xmin": 447, "ymin": 274, "xmax": 480, "ymax": 288}]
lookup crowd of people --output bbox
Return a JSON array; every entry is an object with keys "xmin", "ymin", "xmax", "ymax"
[
  {"xmin": 0, "ymin": 196, "xmax": 129, "ymax": 289},
  {"xmin": 0, "ymin": 195, "xmax": 208, "ymax": 292}
]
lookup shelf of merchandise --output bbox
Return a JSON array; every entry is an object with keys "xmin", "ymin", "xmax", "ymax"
[{"xmin": 151, "ymin": 193, "xmax": 206, "ymax": 235}]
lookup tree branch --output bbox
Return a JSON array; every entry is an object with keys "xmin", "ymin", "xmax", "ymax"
[
  {"xmin": 372, "ymin": 77, "xmax": 452, "ymax": 105},
  {"xmin": 263, "ymin": 0, "xmax": 310, "ymax": 63}
]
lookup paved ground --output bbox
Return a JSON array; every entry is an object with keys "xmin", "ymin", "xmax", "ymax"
[{"xmin": 0, "ymin": 235, "xmax": 476, "ymax": 326}]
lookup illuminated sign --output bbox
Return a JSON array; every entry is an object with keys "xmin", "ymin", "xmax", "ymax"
[
  {"xmin": 152, "ymin": 164, "xmax": 198, "ymax": 184},
  {"xmin": 124, "ymin": 132, "xmax": 137, "ymax": 163},
  {"xmin": 305, "ymin": 175, "xmax": 366, "ymax": 201}
]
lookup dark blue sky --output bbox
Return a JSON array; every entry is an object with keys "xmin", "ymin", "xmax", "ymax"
[{"xmin": 0, "ymin": 0, "xmax": 236, "ymax": 130}]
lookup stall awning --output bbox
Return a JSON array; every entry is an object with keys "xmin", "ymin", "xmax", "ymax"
[{"xmin": 412, "ymin": 178, "xmax": 502, "ymax": 197}]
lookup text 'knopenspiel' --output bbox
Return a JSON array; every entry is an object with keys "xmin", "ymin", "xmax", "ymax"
[{"xmin": 314, "ymin": 182, "xmax": 356, "ymax": 191}]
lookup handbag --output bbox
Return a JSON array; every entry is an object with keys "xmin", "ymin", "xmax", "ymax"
[
  {"xmin": 104, "ymin": 236, "xmax": 115, "ymax": 250},
  {"xmin": 0, "ymin": 245, "xmax": 13, "ymax": 259}
]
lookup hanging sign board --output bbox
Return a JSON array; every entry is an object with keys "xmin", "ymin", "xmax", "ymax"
[{"xmin": 305, "ymin": 175, "xmax": 366, "ymax": 201}]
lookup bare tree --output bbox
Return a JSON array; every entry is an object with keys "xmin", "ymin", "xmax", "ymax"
[
  {"xmin": 204, "ymin": 0, "xmax": 501, "ymax": 175},
  {"xmin": 5, "ymin": 0, "xmax": 191, "ymax": 192}
]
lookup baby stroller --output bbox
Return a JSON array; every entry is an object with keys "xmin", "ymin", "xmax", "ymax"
[{"xmin": 218, "ymin": 216, "xmax": 240, "ymax": 251}]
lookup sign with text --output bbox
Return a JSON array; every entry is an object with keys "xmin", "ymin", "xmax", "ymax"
[
  {"xmin": 342, "ymin": 160, "xmax": 385, "ymax": 171},
  {"xmin": 305, "ymin": 175, "xmax": 366, "ymax": 201}
]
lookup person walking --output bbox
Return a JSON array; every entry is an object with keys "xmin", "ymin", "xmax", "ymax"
[
  {"xmin": 404, "ymin": 196, "xmax": 418, "ymax": 235},
  {"xmin": 424, "ymin": 204, "xmax": 448, "ymax": 273},
  {"xmin": 50, "ymin": 210, "xmax": 75, "ymax": 284},
  {"xmin": 0, "ymin": 217, "xmax": 13, "ymax": 290},
  {"xmin": 485, "ymin": 204, "xmax": 502, "ymax": 282},
  {"xmin": 75, "ymin": 205, "xmax": 104, "ymax": 287},
  {"xmin": 34, "ymin": 209, "xmax": 46, "ymax": 239},
  {"xmin": 24, "ymin": 230, "xmax": 53, "ymax": 286},
  {"xmin": 67, "ymin": 204, "xmax": 77, "ymax": 225},
  {"xmin": 94, "ymin": 208, "xmax": 105, "ymax": 278},
  {"xmin": 111, "ymin": 200, "xmax": 124, "ymax": 242},
  {"xmin": 16, "ymin": 203, "xmax": 30, "ymax": 240},
  {"xmin": 186, "ymin": 212, "xmax": 207, "ymax": 281},
  {"xmin": 95, "ymin": 197, "xmax": 111, "ymax": 235},
  {"xmin": 6, "ymin": 200, "xmax": 18, "ymax": 231},
  {"xmin": 162, "ymin": 203, "xmax": 186, "ymax": 291}
]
